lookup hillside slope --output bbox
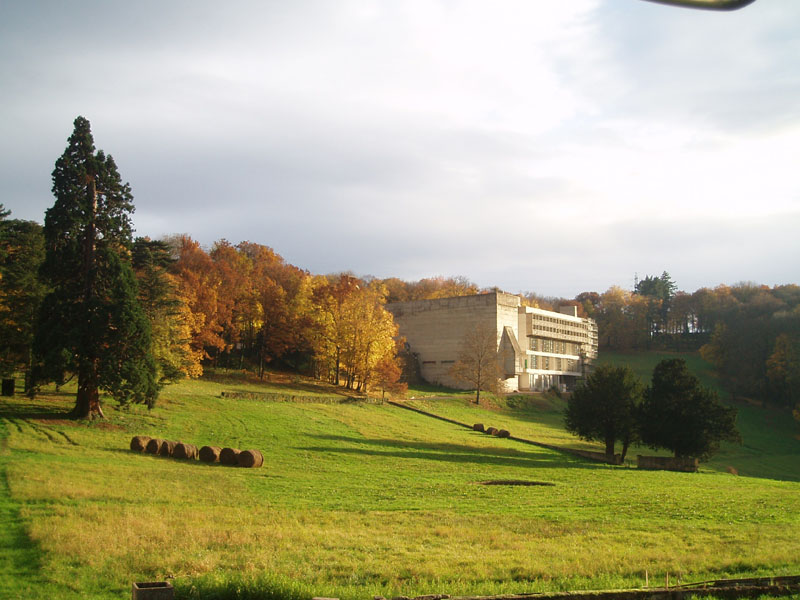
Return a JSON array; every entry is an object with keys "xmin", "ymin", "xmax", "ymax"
[{"xmin": 0, "ymin": 372, "xmax": 799, "ymax": 599}]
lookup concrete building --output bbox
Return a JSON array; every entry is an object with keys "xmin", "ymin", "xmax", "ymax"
[{"xmin": 386, "ymin": 292, "xmax": 598, "ymax": 393}]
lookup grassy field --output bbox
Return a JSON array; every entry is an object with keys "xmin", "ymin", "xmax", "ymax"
[{"xmin": 1, "ymin": 362, "xmax": 800, "ymax": 600}]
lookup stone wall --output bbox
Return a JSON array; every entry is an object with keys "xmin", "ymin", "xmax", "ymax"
[{"xmin": 637, "ymin": 455, "xmax": 699, "ymax": 472}]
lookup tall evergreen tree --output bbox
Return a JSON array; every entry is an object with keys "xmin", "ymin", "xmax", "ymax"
[
  {"xmin": 564, "ymin": 364, "xmax": 643, "ymax": 460},
  {"xmin": 639, "ymin": 358, "xmax": 740, "ymax": 459},
  {"xmin": 35, "ymin": 116, "xmax": 157, "ymax": 418}
]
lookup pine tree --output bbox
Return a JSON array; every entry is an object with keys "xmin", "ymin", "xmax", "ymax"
[
  {"xmin": 35, "ymin": 116, "xmax": 157, "ymax": 418},
  {"xmin": 564, "ymin": 364, "xmax": 643, "ymax": 460},
  {"xmin": 639, "ymin": 358, "xmax": 740, "ymax": 459}
]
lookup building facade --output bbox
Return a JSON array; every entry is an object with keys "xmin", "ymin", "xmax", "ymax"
[{"xmin": 386, "ymin": 292, "xmax": 598, "ymax": 393}]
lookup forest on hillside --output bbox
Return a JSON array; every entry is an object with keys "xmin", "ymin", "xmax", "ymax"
[{"xmin": 3, "ymin": 202, "xmax": 798, "ymax": 414}]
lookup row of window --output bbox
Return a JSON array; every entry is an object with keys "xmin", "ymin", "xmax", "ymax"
[
  {"xmin": 523, "ymin": 356, "xmax": 579, "ymax": 372},
  {"xmin": 529, "ymin": 337, "xmax": 580, "ymax": 355},
  {"xmin": 530, "ymin": 315, "xmax": 591, "ymax": 341}
]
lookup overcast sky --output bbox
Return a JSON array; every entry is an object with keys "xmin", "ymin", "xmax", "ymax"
[{"xmin": 1, "ymin": 0, "xmax": 798, "ymax": 297}]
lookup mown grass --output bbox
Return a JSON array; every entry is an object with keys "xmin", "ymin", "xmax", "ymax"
[{"xmin": 1, "ymin": 366, "xmax": 799, "ymax": 600}]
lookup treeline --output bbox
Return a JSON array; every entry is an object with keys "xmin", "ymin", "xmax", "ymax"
[
  {"xmin": 0, "ymin": 219, "xmax": 409, "ymax": 397},
  {"xmin": 4, "ymin": 201, "xmax": 799, "ymax": 413},
  {"xmin": 1, "ymin": 188, "xmax": 489, "ymax": 403},
  {"xmin": 568, "ymin": 273, "xmax": 800, "ymax": 410}
]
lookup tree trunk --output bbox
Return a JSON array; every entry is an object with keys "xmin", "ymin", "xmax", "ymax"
[
  {"xmin": 605, "ymin": 437, "xmax": 615, "ymax": 458},
  {"xmin": 73, "ymin": 177, "xmax": 103, "ymax": 420},
  {"xmin": 73, "ymin": 358, "xmax": 104, "ymax": 419}
]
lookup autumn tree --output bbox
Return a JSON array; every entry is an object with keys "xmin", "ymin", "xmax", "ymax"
[
  {"xmin": 240, "ymin": 242, "xmax": 313, "ymax": 376},
  {"xmin": 639, "ymin": 358, "xmax": 740, "ymax": 459},
  {"xmin": 35, "ymin": 117, "xmax": 157, "ymax": 417},
  {"xmin": 168, "ymin": 235, "xmax": 226, "ymax": 369},
  {"xmin": 372, "ymin": 354, "xmax": 407, "ymax": 399},
  {"xmin": 132, "ymin": 238, "xmax": 202, "ymax": 382},
  {"xmin": 312, "ymin": 275, "xmax": 361, "ymax": 385},
  {"xmin": 449, "ymin": 322, "xmax": 502, "ymax": 403},
  {"xmin": 564, "ymin": 364, "xmax": 643, "ymax": 460},
  {"xmin": 766, "ymin": 332, "xmax": 800, "ymax": 410},
  {"xmin": 342, "ymin": 282, "xmax": 398, "ymax": 392},
  {"xmin": 312, "ymin": 275, "xmax": 398, "ymax": 391},
  {"xmin": 209, "ymin": 240, "xmax": 254, "ymax": 364},
  {"xmin": 0, "ymin": 214, "xmax": 47, "ymax": 393}
]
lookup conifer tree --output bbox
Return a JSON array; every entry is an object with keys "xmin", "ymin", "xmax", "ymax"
[
  {"xmin": 35, "ymin": 116, "xmax": 157, "ymax": 418},
  {"xmin": 639, "ymin": 358, "xmax": 740, "ymax": 459}
]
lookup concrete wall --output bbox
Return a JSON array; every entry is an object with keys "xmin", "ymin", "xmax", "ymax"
[{"xmin": 386, "ymin": 292, "xmax": 520, "ymax": 390}]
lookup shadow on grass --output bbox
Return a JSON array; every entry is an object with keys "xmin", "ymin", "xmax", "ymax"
[
  {"xmin": 202, "ymin": 369, "xmax": 361, "ymax": 399},
  {"xmin": 0, "ymin": 421, "xmax": 51, "ymax": 593},
  {"xmin": 299, "ymin": 433, "xmax": 602, "ymax": 470},
  {"xmin": 0, "ymin": 399, "xmax": 73, "ymax": 422}
]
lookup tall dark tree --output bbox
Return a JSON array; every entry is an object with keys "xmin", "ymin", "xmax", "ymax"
[
  {"xmin": 0, "ymin": 216, "xmax": 47, "ymax": 393},
  {"xmin": 635, "ymin": 271, "xmax": 677, "ymax": 338},
  {"xmin": 564, "ymin": 364, "xmax": 643, "ymax": 460},
  {"xmin": 639, "ymin": 358, "xmax": 740, "ymax": 459},
  {"xmin": 35, "ymin": 116, "xmax": 157, "ymax": 418}
]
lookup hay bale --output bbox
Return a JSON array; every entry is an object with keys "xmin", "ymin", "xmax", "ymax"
[
  {"xmin": 173, "ymin": 442, "xmax": 198, "ymax": 460},
  {"xmin": 220, "ymin": 447, "xmax": 241, "ymax": 466},
  {"xmin": 496, "ymin": 429, "xmax": 510, "ymax": 438},
  {"xmin": 146, "ymin": 438, "xmax": 164, "ymax": 454},
  {"xmin": 130, "ymin": 435, "xmax": 152, "ymax": 452},
  {"xmin": 199, "ymin": 446, "xmax": 221, "ymax": 463},
  {"xmin": 158, "ymin": 439, "xmax": 177, "ymax": 457},
  {"xmin": 237, "ymin": 449, "xmax": 264, "ymax": 468},
  {"xmin": 485, "ymin": 427, "xmax": 498, "ymax": 435},
  {"xmin": 473, "ymin": 423, "xmax": 485, "ymax": 432}
]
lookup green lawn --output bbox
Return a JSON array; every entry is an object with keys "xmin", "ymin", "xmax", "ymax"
[{"xmin": 1, "ymin": 367, "xmax": 799, "ymax": 599}]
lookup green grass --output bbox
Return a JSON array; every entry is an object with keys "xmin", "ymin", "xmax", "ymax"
[{"xmin": 1, "ymin": 365, "xmax": 799, "ymax": 599}]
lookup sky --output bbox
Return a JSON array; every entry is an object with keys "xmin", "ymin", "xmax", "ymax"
[{"xmin": 1, "ymin": 0, "xmax": 799, "ymax": 298}]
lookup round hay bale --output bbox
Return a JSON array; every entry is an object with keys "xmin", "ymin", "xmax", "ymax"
[
  {"xmin": 237, "ymin": 449, "xmax": 263, "ymax": 468},
  {"xmin": 174, "ymin": 442, "xmax": 198, "ymax": 460},
  {"xmin": 485, "ymin": 427, "xmax": 498, "ymax": 436},
  {"xmin": 220, "ymin": 447, "xmax": 241, "ymax": 466},
  {"xmin": 130, "ymin": 435, "xmax": 152, "ymax": 452},
  {"xmin": 158, "ymin": 439, "xmax": 177, "ymax": 457},
  {"xmin": 497, "ymin": 429, "xmax": 510, "ymax": 438},
  {"xmin": 199, "ymin": 445, "xmax": 221, "ymax": 463},
  {"xmin": 473, "ymin": 423, "xmax": 485, "ymax": 432},
  {"xmin": 146, "ymin": 438, "xmax": 164, "ymax": 454}
]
